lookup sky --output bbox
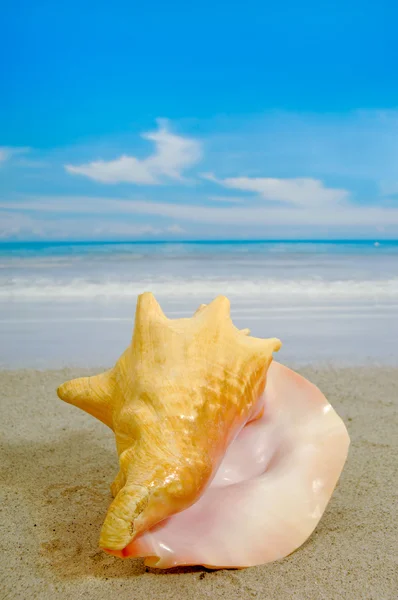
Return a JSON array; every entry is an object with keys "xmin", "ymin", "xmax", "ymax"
[{"xmin": 1, "ymin": 0, "xmax": 398, "ymax": 241}]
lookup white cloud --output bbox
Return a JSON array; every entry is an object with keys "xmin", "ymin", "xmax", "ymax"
[
  {"xmin": 0, "ymin": 209, "xmax": 188, "ymax": 241},
  {"xmin": 2, "ymin": 196, "xmax": 398, "ymax": 228},
  {"xmin": 202, "ymin": 173, "xmax": 349, "ymax": 207},
  {"xmin": 0, "ymin": 146, "xmax": 31, "ymax": 164},
  {"xmin": 65, "ymin": 119, "xmax": 202, "ymax": 184}
]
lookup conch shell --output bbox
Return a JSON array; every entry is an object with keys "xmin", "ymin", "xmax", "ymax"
[
  {"xmin": 57, "ymin": 292, "xmax": 281, "ymax": 556},
  {"xmin": 124, "ymin": 361, "xmax": 350, "ymax": 568}
]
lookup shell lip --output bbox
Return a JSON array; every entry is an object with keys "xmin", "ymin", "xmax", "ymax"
[{"xmin": 101, "ymin": 546, "xmax": 131, "ymax": 559}]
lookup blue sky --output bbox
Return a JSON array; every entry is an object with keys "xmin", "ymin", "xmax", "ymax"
[{"xmin": 1, "ymin": 0, "xmax": 397, "ymax": 240}]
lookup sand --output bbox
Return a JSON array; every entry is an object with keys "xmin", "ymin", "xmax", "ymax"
[{"xmin": 1, "ymin": 366, "xmax": 397, "ymax": 600}]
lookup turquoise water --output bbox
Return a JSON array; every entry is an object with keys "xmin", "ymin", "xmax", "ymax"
[
  {"xmin": 2, "ymin": 239, "xmax": 398, "ymax": 257},
  {"xmin": 1, "ymin": 240, "xmax": 397, "ymax": 367}
]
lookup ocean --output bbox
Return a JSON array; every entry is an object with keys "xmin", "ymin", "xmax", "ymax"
[{"xmin": 1, "ymin": 240, "xmax": 397, "ymax": 368}]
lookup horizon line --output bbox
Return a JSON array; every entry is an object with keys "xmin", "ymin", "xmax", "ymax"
[{"xmin": 1, "ymin": 238, "xmax": 397, "ymax": 245}]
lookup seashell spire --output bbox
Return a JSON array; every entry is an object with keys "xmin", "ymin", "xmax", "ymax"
[{"xmin": 57, "ymin": 292, "xmax": 281, "ymax": 554}]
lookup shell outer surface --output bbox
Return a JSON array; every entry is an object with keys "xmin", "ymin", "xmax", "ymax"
[{"xmin": 57, "ymin": 292, "xmax": 282, "ymax": 554}]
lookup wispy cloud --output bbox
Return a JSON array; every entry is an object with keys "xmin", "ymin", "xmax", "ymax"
[
  {"xmin": 2, "ymin": 195, "xmax": 398, "ymax": 227},
  {"xmin": 0, "ymin": 146, "xmax": 31, "ymax": 164},
  {"xmin": 0, "ymin": 210, "xmax": 186, "ymax": 241},
  {"xmin": 2, "ymin": 111, "xmax": 398, "ymax": 240},
  {"xmin": 202, "ymin": 173, "xmax": 349, "ymax": 207},
  {"xmin": 65, "ymin": 119, "xmax": 202, "ymax": 185}
]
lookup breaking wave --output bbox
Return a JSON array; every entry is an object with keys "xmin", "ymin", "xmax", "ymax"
[{"xmin": 1, "ymin": 276, "xmax": 398, "ymax": 301}]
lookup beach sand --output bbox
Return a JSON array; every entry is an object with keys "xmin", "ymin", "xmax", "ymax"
[{"xmin": 1, "ymin": 367, "xmax": 397, "ymax": 600}]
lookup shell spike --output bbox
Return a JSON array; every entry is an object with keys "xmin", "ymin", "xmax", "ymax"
[
  {"xmin": 100, "ymin": 483, "xmax": 150, "ymax": 552},
  {"xmin": 135, "ymin": 292, "xmax": 167, "ymax": 324},
  {"xmin": 198, "ymin": 295, "xmax": 231, "ymax": 321},
  {"xmin": 244, "ymin": 336, "xmax": 282, "ymax": 362},
  {"xmin": 57, "ymin": 370, "xmax": 115, "ymax": 429},
  {"xmin": 196, "ymin": 303, "xmax": 250, "ymax": 335},
  {"xmin": 194, "ymin": 303, "xmax": 207, "ymax": 316}
]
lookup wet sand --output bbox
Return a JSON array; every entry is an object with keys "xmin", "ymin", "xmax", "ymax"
[{"xmin": 1, "ymin": 367, "xmax": 397, "ymax": 599}]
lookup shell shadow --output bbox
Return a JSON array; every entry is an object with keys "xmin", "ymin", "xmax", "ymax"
[
  {"xmin": 2, "ymin": 427, "xmax": 220, "ymax": 580},
  {"xmin": 3, "ymin": 431, "xmax": 149, "ymax": 579}
]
